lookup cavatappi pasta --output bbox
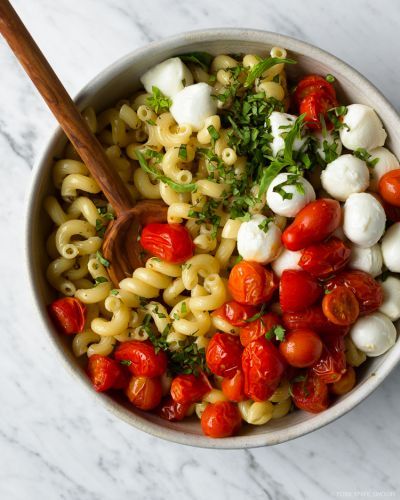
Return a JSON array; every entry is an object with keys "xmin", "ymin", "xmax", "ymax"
[{"xmin": 46, "ymin": 47, "xmax": 398, "ymax": 439}]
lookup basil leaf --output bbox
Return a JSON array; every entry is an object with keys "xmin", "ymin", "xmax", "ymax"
[
  {"xmin": 178, "ymin": 51, "xmax": 214, "ymax": 71},
  {"xmin": 136, "ymin": 149, "xmax": 197, "ymax": 193},
  {"xmin": 245, "ymin": 57, "xmax": 296, "ymax": 87}
]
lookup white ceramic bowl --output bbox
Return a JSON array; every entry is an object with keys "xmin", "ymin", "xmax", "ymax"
[{"xmin": 26, "ymin": 28, "xmax": 400, "ymax": 449}]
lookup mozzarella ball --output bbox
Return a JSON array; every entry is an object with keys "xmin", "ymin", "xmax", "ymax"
[
  {"xmin": 343, "ymin": 193, "xmax": 386, "ymax": 247},
  {"xmin": 313, "ymin": 131, "xmax": 342, "ymax": 162},
  {"xmin": 321, "ymin": 155, "xmax": 369, "ymax": 202},
  {"xmin": 339, "ymin": 104, "xmax": 387, "ymax": 151},
  {"xmin": 368, "ymin": 147, "xmax": 400, "ymax": 191},
  {"xmin": 349, "ymin": 244, "xmax": 383, "ymax": 277},
  {"xmin": 237, "ymin": 214, "xmax": 282, "ymax": 264},
  {"xmin": 170, "ymin": 83, "xmax": 217, "ymax": 131},
  {"xmin": 140, "ymin": 57, "xmax": 193, "ymax": 98},
  {"xmin": 271, "ymin": 248, "xmax": 302, "ymax": 277},
  {"xmin": 379, "ymin": 277, "xmax": 400, "ymax": 321},
  {"xmin": 266, "ymin": 173, "xmax": 316, "ymax": 217},
  {"xmin": 350, "ymin": 312, "xmax": 396, "ymax": 357},
  {"xmin": 269, "ymin": 112, "xmax": 308, "ymax": 157},
  {"xmin": 382, "ymin": 223, "xmax": 400, "ymax": 272}
]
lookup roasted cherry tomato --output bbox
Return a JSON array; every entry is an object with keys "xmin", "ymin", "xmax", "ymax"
[
  {"xmin": 299, "ymin": 237, "xmax": 351, "ymax": 278},
  {"xmin": 228, "ymin": 261, "xmax": 278, "ymax": 306},
  {"xmin": 206, "ymin": 333, "xmax": 243, "ymax": 377},
  {"xmin": 114, "ymin": 341, "xmax": 167, "ymax": 377},
  {"xmin": 294, "ymin": 74, "xmax": 337, "ymax": 105},
  {"xmin": 291, "ymin": 371, "xmax": 329, "ymax": 413},
  {"xmin": 282, "ymin": 305, "xmax": 350, "ymax": 338},
  {"xmin": 279, "ymin": 329, "xmax": 323, "ymax": 368},
  {"xmin": 140, "ymin": 223, "xmax": 194, "ymax": 263},
  {"xmin": 170, "ymin": 373, "xmax": 211, "ymax": 404},
  {"xmin": 282, "ymin": 199, "xmax": 341, "ymax": 251},
  {"xmin": 201, "ymin": 401, "xmax": 242, "ymax": 438},
  {"xmin": 378, "ymin": 169, "xmax": 400, "ymax": 207},
  {"xmin": 126, "ymin": 375, "xmax": 163, "ymax": 410},
  {"xmin": 331, "ymin": 366, "xmax": 356, "ymax": 395},
  {"xmin": 212, "ymin": 301, "xmax": 258, "ymax": 327},
  {"xmin": 221, "ymin": 370, "xmax": 245, "ymax": 402},
  {"xmin": 48, "ymin": 297, "xmax": 86, "ymax": 335},
  {"xmin": 322, "ymin": 286, "xmax": 359, "ymax": 326},
  {"xmin": 239, "ymin": 313, "xmax": 281, "ymax": 347},
  {"xmin": 312, "ymin": 334, "xmax": 346, "ymax": 383},
  {"xmin": 325, "ymin": 270, "xmax": 383, "ymax": 315},
  {"xmin": 279, "ymin": 269, "xmax": 322, "ymax": 313},
  {"xmin": 158, "ymin": 397, "xmax": 191, "ymax": 421},
  {"xmin": 242, "ymin": 337, "xmax": 286, "ymax": 402},
  {"xmin": 299, "ymin": 89, "xmax": 338, "ymax": 130},
  {"xmin": 87, "ymin": 355, "xmax": 126, "ymax": 392}
]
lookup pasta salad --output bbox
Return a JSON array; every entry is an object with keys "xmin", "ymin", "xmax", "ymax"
[{"xmin": 45, "ymin": 47, "xmax": 400, "ymax": 438}]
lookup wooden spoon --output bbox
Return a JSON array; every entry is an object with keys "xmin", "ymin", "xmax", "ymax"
[{"xmin": 0, "ymin": 0, "xmax": 167, "ymax": 285}]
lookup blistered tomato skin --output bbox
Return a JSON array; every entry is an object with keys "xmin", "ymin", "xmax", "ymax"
[
  {"xmin": 140, "ymin": 223, "xmax": 194, "ymax": 263},
  {"xmin": 158, "ymin": 397, "xmax": 191, "ymax": 421},
  {"xmin": 282, "ymin": 306, "xmax": 350, "ymax": 338},
  {"xmin": 299, "ymin": 237, "xmax": 351, "ymax": 278},
  {"xmin": 282, "ymin": 199, "xmax": 341, "ymax": 251},
  {"xmin": 228, "ymin": 261, "xmax": 278, "ymax": 306},
  {"xmin": 299, "ymin": 89, "xmax": 338, "ymax": 130},
  {"xmin": 325, "ymin": 270, "xmax": 383, "ymax": 315},
  {"xmin": 312, "ymin": 335, "xmax": 346, "ymax": 383},
  {"xmin": 126, "ymin": 376, "xmax": 163, "ymax": 410},
  {"xmin": 331, "ymin": 366, "xmax": 356, "ymax": 395},
  {"xmin": 212, "ymin": 301, "xmax": 258, "ymax": 327},
  {"xmin": 242, "ymin": 338, "xmax": 286, "ymax": 402},
  {"xmin": 291, "ymin": 372, "xmax": 329, "ymax": 413},
  {"xmin": 114, "ymin": 341, "xmax": 167, "ymax": 377},
  {"xmin": 206, "ymin": 333, "xmax": 243, "ymax": 377},
  {"xmin": 279, "ymin": 269, "xmax": 322, "ymax": 313},
  {"xmin": 48, "ymin": 297, "xmax": 86, "ymax": 335},
  {"xmin": 201, "ymin": 401, "xmax": 242, "ymax": 438},
  {"xmin": 170, "ymin": 373, "xmax": 211, "ymax": 404},
  {"xmin": 279, "ymin": 329, "xmax": 323, "ymax": 368},
  {"xmin": 221, "ymin": 370, "xmax": 245, "ymax": 402},
  {"xmin": 294, "ymin": 75, "xmax": 337, "ymax": 105},
  {"xmin": 87, "ymin": 355, "xmax": 126, "ymax": 392},
  {"xmin": 239, "ymin": 313, "xmax": 281, "ymax": 347}
]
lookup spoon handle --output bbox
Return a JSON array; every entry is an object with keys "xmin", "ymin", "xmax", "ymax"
[{"xmin": 0, "ymin": 0, "xmax": 133, "ymax": 215}]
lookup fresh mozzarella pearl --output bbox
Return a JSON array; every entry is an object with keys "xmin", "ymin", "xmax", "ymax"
[
  {"xmin": 339, "ymin": 104, "xmax": 387, "ymax": 151},
  {"xmin": 313, "ymin": 131, "xmax": 342, "ymax": 162},
  {"xmin": 321, "ymin": 155, "xmax": 369, "ymax": 202},
  {"xmin": 271, "ymin": 248, "xmax": 302, "ymax": 277},
  {"xmin": 350, "ymin": 312, "xmax": 396, "ymax": 357},
  {"xmin": 349, "ymin": 244, "xmax": 383, "ymax": 277},
  {"xmin": 140, "ymin": 57, "xmax": 193, "ymax": 98},
  {"xmin": 266, "ymin": 173, "xmax": 316, "ymax": 217},
  {"xmin": 343, "ymin": 193, "xmax": 386, "ymax": 247},
  {"xmin": 170, "ymin": 83, "xmax": 217, "ymax": 131},
  {"xmin": 269, "ymin": 112, "xmax": 307, "ymax": 157},
  {"xmin": 379, "ymin": 277, "xmax": 400, "ymax": 321},
  {"xmin": 381, "ymin": 223, "xmax": 400, "ymax": 272},
  {"xmin": 368, "ymin": 147, "xmax": 400, "ymax": 191},
  {"xmin": 237, "ymin": 214, "xmax": 282, "ymax": 264}
]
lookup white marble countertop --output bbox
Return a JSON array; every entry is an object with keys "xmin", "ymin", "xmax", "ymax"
[{"xmin": 1, "ymin": 0, "xmax": 400, "ymax": 498}]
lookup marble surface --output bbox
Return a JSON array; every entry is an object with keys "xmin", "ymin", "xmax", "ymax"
[{"xmin": 1, "ymin": 0, "xmax": 400, "ymax": 498}]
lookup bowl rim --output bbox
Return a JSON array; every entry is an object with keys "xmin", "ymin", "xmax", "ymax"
[{"xmin": 25, "ymin": 27, "xmax": 400, "ymax": 449}]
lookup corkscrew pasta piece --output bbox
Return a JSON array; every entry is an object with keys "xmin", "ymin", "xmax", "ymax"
[
  {"xmin": 181, "ymin": 254, "xmax": 220, "ymax": 290},
  {"xmin": 74, "ymin": 255, "xmax": 111, "ymax": 304},
  {"xmin": 55, "ymin": 220, "xmax": 102, "ymax": 259},
  {"xmin": 46, "ymin": 257, "xmax": 76, "ymax": 296},
  {"xmin": 238, "ymin": 400, "xmax": 274, "ymax": 425},
  {"xmin": 91, "ymin": 296, "xmax": 130, "ymax": 337}
]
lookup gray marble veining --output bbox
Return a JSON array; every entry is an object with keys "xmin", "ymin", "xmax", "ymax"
[{"xmin": 1, "ymin": 0, "xmax": 400, "ymax": 498}]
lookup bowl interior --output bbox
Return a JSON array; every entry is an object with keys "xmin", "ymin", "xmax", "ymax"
[{"xmin": 27, "ymin": 29, "xmax": 400, "ymax": 448}]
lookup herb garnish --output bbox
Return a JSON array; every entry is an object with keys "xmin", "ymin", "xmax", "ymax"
[
  {"xmin": 354, "ymin": 148, "xmax": 379, "ymax": 168},
  {"xmin": 258, "ymin": 217, "xmax": 274, "ymax": 233},
  {"xmin": 178, "ymin": 144, "xmax": 187, "ymax": 160},
  {"xmin": 177, "ymin": 52, "xmax": 213, "ymax": 71},
  {"xmin": 146, "ymin": 86, "xmax": 172, "ymax": 114},
  {"xmin": 136, "ymin": 149, "xmax": 197, "ymax": 193},
  {"xmin": 266, "ymin": 325, "xmax": 286, "ymax": 342},
  {"xmin": 96, "ymin": 250, "xmax": 110, "ymax": 268},
  {"xmin": 244, "ymin": 57, "xmax": 296, "ymax": 88},
  {"xmin": 94, "ymin": 276, "xmax": 108, "ymax": 286}
]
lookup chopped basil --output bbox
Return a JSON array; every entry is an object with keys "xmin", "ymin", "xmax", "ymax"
[
  {"xmin": 96, "ymin": 250, "xmax": 110, "ymax": 268},
  {"xmin": 177, "ymin": 51, "xmax": 214, "ymax": 71},
  {"xmin": 207, "ymin": 125, "xmax": 220, "ymax": 144},
  {"xmin": 266, "ymin": 325, "xmax": 286, "ymax": 342},
  {"xmin": 326, "ymin": 74, "xmax": 335, "ymax": 83},
  {"xmin": 244, "ymin": 57, "xmax": 296, "ymax": 88},
  {"xmin": 94, "ymin": 276, "xmax": 108, "ymax": 286},
  {"xmin": 146, "ymin": 86, "xmax": 172, "ymax": 114},
  {"xmin": 258, "ymin": 217, "xmax": 274, "ymax": 233},
  {"xmin": 354, "ymin": 148, "xmax": 379, "ymax": 168},
  {"xmin": 120, "ymin": 360, "xmax": 132, "ymax": 366},
  {"xmin": 178, "ymin": 144, "xmax": 187, "ymax": 160}
]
